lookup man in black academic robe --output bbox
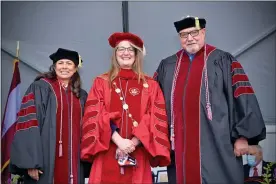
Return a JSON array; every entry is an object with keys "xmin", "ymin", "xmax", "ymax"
[{"xmin": 154, "ymin": 16, "xmax": 266, "ymax": 184}]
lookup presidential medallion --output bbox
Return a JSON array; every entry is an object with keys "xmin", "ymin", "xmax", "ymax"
[{"xmin": 129, "ymin": 88, "xmax": 140, "ymax": 96}]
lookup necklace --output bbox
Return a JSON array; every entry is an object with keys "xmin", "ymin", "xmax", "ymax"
[
  {"xmin": 112, "ymin": 78, "xmax": 149, "ymax": 175},
  {"xmin": 119, "ymin": 78, "xmax": 129, "ymax": 138},
  {"xmin": 112, "ymin": 79, "xmax": 139, "ymax": 129},
  {"xmin": 119, "ymin": 78, "xmax": 129, "ymax": 111}
]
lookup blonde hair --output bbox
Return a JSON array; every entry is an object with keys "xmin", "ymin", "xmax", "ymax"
[{"xmin": 107, "ymin": 42, "xmax": 146, "ymax": 86}]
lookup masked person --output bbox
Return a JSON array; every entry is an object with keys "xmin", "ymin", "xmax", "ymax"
[{"xmin": 244, "ymin": 145, "xmax": 276, "ymax": 184}]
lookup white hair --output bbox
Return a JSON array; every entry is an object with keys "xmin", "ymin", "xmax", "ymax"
[{"xmin": 255, "ymin": 145, "xmax": 263, "ymax": 152}]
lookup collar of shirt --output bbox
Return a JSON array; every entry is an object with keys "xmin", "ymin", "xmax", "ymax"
[{"xmin": 185, "ymin": 50, "xmax": 195, "ymax": 62}]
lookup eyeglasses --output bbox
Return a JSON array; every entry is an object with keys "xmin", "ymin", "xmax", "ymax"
[
  {"xmin": 116, "ymin": 47, "xmax": 135, "ymax": 53},
  {"xmin": 179, "ymin": 29, "xmax": 200, "ymax": 38}
]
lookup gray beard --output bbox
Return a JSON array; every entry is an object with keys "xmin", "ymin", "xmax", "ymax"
[{"xmin": 186, "ymin": 46, "xmax": 199, "ymax": 54}]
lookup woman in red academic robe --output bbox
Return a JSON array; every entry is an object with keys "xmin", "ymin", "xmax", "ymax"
[{"xmin": 80, "ymin": 32, "xmax": 171, "ymax": 184}]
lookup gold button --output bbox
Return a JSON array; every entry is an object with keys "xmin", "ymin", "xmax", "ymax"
[
  {"xmin": 133, "ymin": 121, "xmax": 138, "ymax": 127},
  {"xmin": 143, "ymin": 83, "xmax": 149, "ymax": 88},
  {"xmin": 115, "ymin": 88, "xmax": 121, "ymax": 93},
  {"xmin": 123, "ymin": 104, "xmax": 129, "ymax": 110}
]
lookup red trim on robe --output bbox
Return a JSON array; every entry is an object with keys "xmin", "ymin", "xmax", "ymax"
[
  {"xmin": 15, "ymin": 120, "xmax": 38, "ymax": 131},
  {"xmin": 16, "ymin": 100, "xmax": 38, "ymax": 132},
  {"xmin": 83, "ymin": 111, "xmax": 98, "ymax": 122},
  {"xmin": 17, "ymin": 106, "xmax": 36, "ymax": 117},
  {"xmin": 231, "ymin": 61, "xmax": 243, "ymax": 72},
  {"xmin": 155, "ymin": 137, "xmax": 171, "ymax": 148},
  {"xmin": 173, "ymin": 50, "xmax": 190, "ymax": 184},
  {"xmin": 232, "ymin": 74, "xmax": 249, "ymax": 85},
  {"xmin": 184, "ymin": 51, "xmax": 204, "ymax": 184},
  {"xmin": 154, "ymin": 101, "xmax": 166, "ymax": 109},
  {"xmin": 173, "ymin": 45, "xmax": 216, "ymax": 184},
  {"xmin": 231, "ymin": 61, "xmax": 255, "ymax": 97},
  {"xmin": 81, "ymin": 136, "xmax": 96, "ymax": 149},
  {"xmin": 42, "ymin": 78, "xmax": 81, "ymax": 184},
  {"xmin": 234, "ymin": 86, "xmax": 254, "ymax": 98},
  {"xmin": 155, "ymin": 124, "xmax": 168, "ymax": 134},
  {"xmin": 85, "ymin": 99, "xmax": 99, "ymax": 107},
  {"xmin": 154, "ymin": 112, "xmax": 167, "ymax": 121},
  {"xmin": 21, "ymin": 93, "xmax": 35, "ymax": 104},
  {"xmin": 82, "ymin": 123, "xmax": 96, "ymax": 135}
]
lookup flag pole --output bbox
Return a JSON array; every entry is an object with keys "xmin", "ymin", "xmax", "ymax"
[
  {"xmin": 14, "ymin": 41, "xmax": 20, "ymax": 72},
  {"xmin": 16, "ymin": 41, "xmax": 19, "ymax": 59},
  {"xmin": 1, "ymin": 41, "xmax": 21, "ymax": 184}
]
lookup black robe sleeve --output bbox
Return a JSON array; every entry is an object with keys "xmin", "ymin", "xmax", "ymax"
[
  {"xmin": 222, "ymin": 52, "xmax": 266, "ymax": 145},
  {"xmin": 153, "ymin": 60, "xmax": 165, "ymax": 90},
  {"xmin": 10, "ymin": 81, "xmax": 49, "ymax": 175}
]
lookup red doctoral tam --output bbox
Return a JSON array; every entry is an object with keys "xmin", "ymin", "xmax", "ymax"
[{"xmin": 108, "ymin": 32, "xmax": 146, "ymax": 55}]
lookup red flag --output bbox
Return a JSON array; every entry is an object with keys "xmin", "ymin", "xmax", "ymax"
[{"xmin": 1, "ymin": 59, "xmax": 21, "ymax": 183}]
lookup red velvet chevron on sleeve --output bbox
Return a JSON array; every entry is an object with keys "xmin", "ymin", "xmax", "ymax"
[
  {"xmin": 231, "ymin": 61, "xmax": 254, "ymax": 98},
  {"xmin": 15, "ymin": 92, "xmax": 39, "ymax": 131}
]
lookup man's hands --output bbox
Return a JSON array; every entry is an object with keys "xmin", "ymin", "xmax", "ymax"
[
  {"xmin": 234, "ymin": 137, "xmax": 249, "ymax": 157},
  {"xmin": 28, "ymin": 169, "xmax": 43, "ymax": 181}
]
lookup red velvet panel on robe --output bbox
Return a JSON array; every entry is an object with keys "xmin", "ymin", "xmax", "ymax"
[
  {"xmin": 81, "ymin": 69, "xmax": 171, "ymax": 184},
  {"xmin": 173, "ymin": 45, "xmax": 216, "ymax": 184},
  {"xmin": 42, "ymin": 78, "xmax": 82, "ymax": 184}
]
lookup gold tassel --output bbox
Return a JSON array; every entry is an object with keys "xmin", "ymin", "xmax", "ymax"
[
  {"xmin": 195, "ymin": 17, "xmax": 200, "ymax": 29},
  {"xmin": 78, "ymin": 54, "xmax": 82, "ymax": 68},
  {"xmin": 59, "ymin": 141, "xmax": 63, "ymax": 157},
  {"xmin": 120, "ymin": 167, "xmax": 124, "ymax": 175},
  {"xmin": 70, "ymin": 174, "xmax": 73, "ymax": 184}
]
